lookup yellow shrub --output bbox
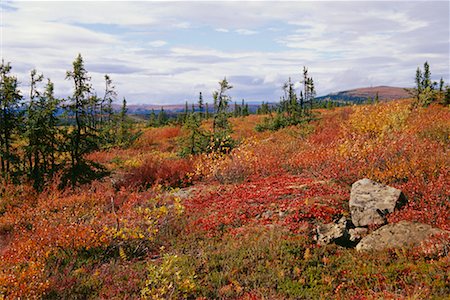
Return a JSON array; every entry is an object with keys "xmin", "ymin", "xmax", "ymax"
[
  {"xmin": 347, "ymin": 102, "xmax": 411, "ymax": 138},
  {"xmin": 194, "ymin": 138, "xmax": 259, "ymax": 183},
  {"xmin": 141, "ymin": 254, "xmax": 197, "ymax": 299}
]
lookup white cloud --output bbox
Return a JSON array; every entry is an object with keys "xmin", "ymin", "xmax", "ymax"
[
  {"xmin": 235, "ymin": 29, "xmax": 258, "ymax": 35},
  {"xmin": 1, "ymin": 1, "xmax": 448, "ymax": 104},
  {"xmin": 215, "ymin": 28, "xmax": 229, "ymax": 33},
  {"xmin": 172, "ymin": 22, "xmax": 192, "ymax": 29},
  {"xmin": 148, "ymin": 40, "xmax": 168, "ymax": 47}
]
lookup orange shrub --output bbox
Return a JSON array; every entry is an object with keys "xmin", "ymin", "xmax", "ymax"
[{"xmin": 134, "ymin": 126, "xmax": 182, "ymax": 152}]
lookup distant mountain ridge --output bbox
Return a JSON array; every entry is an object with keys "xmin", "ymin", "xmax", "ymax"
[{"xmin": 316, "ymin": 86, "xmax": 411, "ymax": 103}]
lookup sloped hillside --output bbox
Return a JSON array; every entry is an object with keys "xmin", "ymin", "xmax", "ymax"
[{"xmin": 1, "ymin": 99, "xmax": 449, "ymax": 299}]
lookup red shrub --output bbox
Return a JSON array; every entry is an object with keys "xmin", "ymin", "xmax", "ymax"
[
  {"xmin": 121, "ymin": 157, "xmax": 193, "ymax": 189},
  {"xmin": 184, "ymin": 174, "xmax": 348, "ymax": 236}
]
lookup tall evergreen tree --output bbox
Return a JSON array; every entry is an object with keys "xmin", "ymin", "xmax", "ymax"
[
  {"xmin": 41, "ymin": 79, "xmax": 60, "ymax": 175},
  {"xmin": 118, "ymin": 97, "xmax": 131, "ymax": 145},
  {"xmin": 180, "ymin": 113, "xmax": 209, "ymax": 156},
  {"xmin": 422, "ymin": 61, "xmax": 432, "ymax": 89},
  {"xmin": 412, "ymin": 62, "xmax": 441, "ymax": 107},
  {"xmin": 64, "ymin": 54, "xmax": 100, "ymax": 186},
  {"xmin": 87, "ymin": 94, "xmax": 101, "ymax": 131},
  {"xmin": 198, "ymin": 92, "xmax": 204, "ymax": 119},
  {"xmin": 26, "ymin": 69, "xmax": 44, "ymax": 184},
  {"xmin": 243, "ymin": 103, "xmax": 250, "ymax": 117},
  {"xmin": 439, "ymin": 77, "xmax": 444, "ymax": 92},
  {"xmin": 256, "ymin": 66, "xmax": 316, "ymax": 132},
  {"xmin": 212, "ymin": 77, "xmax": 233, "ymax": 134},
  {"xmin": 211, "ymin": 78, "xmax": 235, "ymax": 153},
  {"xmin": 302, "ymin": 67, "xmax": 308, "ymax": 109},
  {"xmin": 205, "ymin": 102, "xmax": 210, "ymax": 119},
  {"xmin": 158, "ymin": 107, "xmax": 168, "ymax": 126},
  {"xmin": 184, "ymin": 101, "xmax": 189, "ymax": 122},
  {"xmin": 444, "ymin": 85, "xmax": 450, "ymax": 106},
  {"xmin": 415, "ymin": 67, "xmax": 423, "ymax": 97},
  {"xmin": 148, "ymin": 109, "xmax": 157, "ymax": 127},
  {"xmin": 233, "ymin": 101, "xmax": 240, "ymax": 117},
  {"xmin": 25, "ymin": 71, "xmax": 61, "ymax": 189},
  {"xmin": 0, "ymin": 61, "xmax": 23, "ymax": 179},
  {"xmin": 102, "ymin": 74, "xmax": 116, "ymax": 124},
  {"xmin": 301, "ymin": 67, "xmax": 315, "ymax": 111},
  {"xmin": 97, "ymin": 75, "xmax": 118, "ymax": 147}
]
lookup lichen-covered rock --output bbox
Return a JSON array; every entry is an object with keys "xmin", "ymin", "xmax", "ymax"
[
  {"xmin": 350, "ymin": 178, "xmax": 407, "ymax": 227},
  {"xmin": 356, "ymin": 221, "xmax": 448, "ymax": 251}
]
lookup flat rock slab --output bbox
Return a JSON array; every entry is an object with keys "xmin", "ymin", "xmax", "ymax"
[
  {"xmin": 356, "ymin": 221, "xmax": 448, "ymax": 251},
  {"xmin": 350, "ymin": 178, "xmax": 407, "ymax": 227}
]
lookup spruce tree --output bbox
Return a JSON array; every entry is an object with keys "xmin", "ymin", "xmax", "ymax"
[
  {"xmin": 211, "ymin": 78, "xmax": 235, "ymax": 153},
  {"xmin": 243, "ymin": 103, "xmax": 250, "ymax": 117},
  {"xmin": 184, "ymin": 101, "xmax": 189, "ymax": 123},
  {"xmin": 180, "ymin": 113, "xmax": 208, "ymax": 156},
  {"xmin": 25, "ymin": 71, "xmax": 61, "ymax": 189},
  {"xmin": 212, "ymin": 77, "xmax": 232, "ymax": 134},
  {"xmin": 413, "ymin": 62, "xmax": 441, "ymax": 107},
  {"xmin": 102, "ymin": 74, "xmax": 116, "ymax": 124},
  {"xmin": 198, "ymin": 92, "xmax": 204, "ymax": 119},
  {"xmin": 205, "ymin": 102, "xmax": 210, "ymax": 119},
  {"xmin": 64, "ymin": 54, "xmax": 101, "ymax": 186},
  {"xmin": 0, "ymin": 61, "xmax": 23, "ymax": 179},
  {"xmin": 118, "ymin": 97, "xmax": 132, "ymax": 145},
  {"xmin": 423, "ymin": 61, "xmax": 431, "ymax": 89},
  {"xmin": 158, "ymin": 107, "xmax": 168, "ymax": 126},
  {"xmin": 148, "ymin": 109, "xmax": 157, "ymax": 127},
  {"xmin": 233, "ymin": 101, "xmax": 239, "ymax": 117}
]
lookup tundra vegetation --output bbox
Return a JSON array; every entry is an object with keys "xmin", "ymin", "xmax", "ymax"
[{"xmin": 0, "ymin": 56, "xmax": 449, "ymax": 299}]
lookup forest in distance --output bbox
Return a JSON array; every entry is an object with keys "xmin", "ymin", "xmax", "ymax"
[{"xmin": 0, "ymin": 54, "xmax": 449, "ymax": 299}]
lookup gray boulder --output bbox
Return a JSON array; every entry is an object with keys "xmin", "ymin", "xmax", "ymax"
[
  {"xmin": 350, "ymin": 178, "xmax": 407, "ymax": 227},
  {"xmin": 356, "ymin": 221, "xmax": 448, "ymax": 251}
]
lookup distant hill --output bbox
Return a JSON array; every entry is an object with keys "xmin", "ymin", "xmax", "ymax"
[
  {"xmin": 316, "ymin": 86, "xmax": 411, "ymax": 103},
  {"xmin": 120, "ymin": 86, "xmax": 412, "ymax": 115}
]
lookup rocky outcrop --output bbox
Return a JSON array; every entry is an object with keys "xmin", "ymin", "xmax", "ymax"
[
  {"xmin": 349, "ymin": 178, "xmax": 407, "ymax": 227},
  {"xmin": 356, "ymin": 221, "xmax": 448, "ymax": 251},
  {"xmin": 315, "ymin": 179, "xmax": 447, "ymax": 252}
]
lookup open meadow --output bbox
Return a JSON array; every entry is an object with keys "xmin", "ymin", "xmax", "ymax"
[{"xmin": 1, "ymin": 98, "xmax": 449, "ymax": 299}]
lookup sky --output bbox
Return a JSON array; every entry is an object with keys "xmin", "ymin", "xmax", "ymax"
[{"xmin": 1, "ymin": 0, "xmax": 449, "ymax": 105}]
